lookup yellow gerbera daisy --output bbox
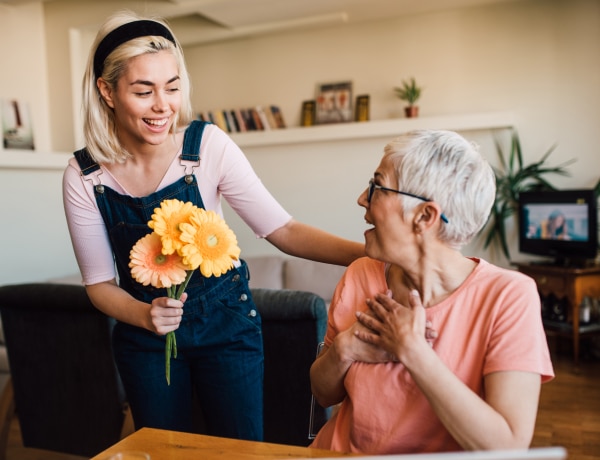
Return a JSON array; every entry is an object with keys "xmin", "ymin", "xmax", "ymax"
[
  {"xmin": 129, "ymin": 232, "xmax": 189, "ymax": 288},
  {"xmin": 148, "ymin": 199, "xmax": 198, "ymax": 255},
  {"xmin": 179, "ymin": 209, "xmax": 241, "ymax": 277}
]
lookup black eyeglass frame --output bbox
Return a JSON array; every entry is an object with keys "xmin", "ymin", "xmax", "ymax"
[{"xmin": 367, "ymin": 179, "xmax": 449, "ymax": 223}]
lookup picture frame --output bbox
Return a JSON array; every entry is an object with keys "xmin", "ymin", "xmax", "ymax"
[
  {"xmin": 315, "ymin": 81, "xmax": 353, "ymax": 124},
  {"xmin": 1, "ymin": 99, "xmax": 35, "ymax": 150},
  {"xmin": 355, "ymin": 94, "xmax": 370, "ymax": 122}
]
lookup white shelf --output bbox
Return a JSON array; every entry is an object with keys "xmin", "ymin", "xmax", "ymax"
[
  {"xmin": 0, "ymin": 111, "xmax": 514, "ymax": 170},
  {"xmin": 0, "ymin": 149, "xmax": 70, "ymax": 170},
  {"xmin": 230, "ymin": 111, "xmax": 515, "ymax": 148}
]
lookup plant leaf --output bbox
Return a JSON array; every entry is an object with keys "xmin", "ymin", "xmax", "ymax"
[{"xmin": 479, "ymin": 129, "xmax": 574, "ymax": 261}]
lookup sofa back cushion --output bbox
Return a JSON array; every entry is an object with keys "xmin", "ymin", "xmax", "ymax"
[
  {"xmin": 284, "ymin": 258, "xmax": 346, "ymax": 304},
  {"xmin": 245, "ymin": 255, "xmax": 285, "ymax": 290}
]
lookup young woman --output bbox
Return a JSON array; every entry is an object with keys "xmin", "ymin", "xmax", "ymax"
[
  {"xmin": 309, "ymin": 130, "xmax": 554, "ymax": 453},
  {"xmin": 62, "ymin": 11, "xmax": 363, "ymax": 440}
]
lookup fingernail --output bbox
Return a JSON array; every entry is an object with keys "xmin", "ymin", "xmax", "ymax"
[
  {"xmin": 411, "ymin": 289, "xmax": 419, "ymax": 297},
  {"xmin": 386, "ymin": 289, "xmax": 392, "ymax": 297}
]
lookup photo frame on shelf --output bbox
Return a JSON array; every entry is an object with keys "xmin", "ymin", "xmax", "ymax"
[
  {"xmin": 315, "ymin": 81, "xmax": 353, "ymax": 124},
  {"xmin": 1, "ymin": 98, "xmax": 35, "ymax": 150},
  {"xmin": 301, "ymin": 100, "xmax": 316, "ymax": 127},
  {"xmin": 355, "ymin": 94, "xmax": 370, "ymax": 122}
]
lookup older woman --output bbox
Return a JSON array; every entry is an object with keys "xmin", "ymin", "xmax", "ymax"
[{"xmin": 309, "ymin": 130, "xmax": 554, "ymax": 454}]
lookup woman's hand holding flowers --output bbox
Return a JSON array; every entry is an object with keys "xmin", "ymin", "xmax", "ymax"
[{"xmin": 148, "ymin": 292, "xmax": 187, "ymax": 336}]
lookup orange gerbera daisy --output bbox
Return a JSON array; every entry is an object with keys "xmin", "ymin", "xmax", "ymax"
[
  {"xmin": 148, "ymin": 199, "xmax": 198, "ymax": 255},
  {"xmin": 179, "ymin": 208, "xmax": 241, "ymax": 277},
  {"xmin": 129, "ymin": 232, "xmax": 189, "ymax": 288}
]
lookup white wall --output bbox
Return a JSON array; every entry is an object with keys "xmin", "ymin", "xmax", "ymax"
[
  {"xmin": 0, "ymin": 0, "xmax": 598, "ymax": 285},
  {"xmin": 0, "ymin": 3, "xmax": 77, "ymax": 285},
  {"xmin": 182, "ymin": 0, "xmax": 600, "ymax": 264},
  {"xmin": 0, "ymin": 2, "xmax": 51, "ymax": 151}
]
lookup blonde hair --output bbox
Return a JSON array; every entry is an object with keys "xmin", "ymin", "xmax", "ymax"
[{"xmin": 81, "ymin": 10, "xmax": 194, "ymax": 163}]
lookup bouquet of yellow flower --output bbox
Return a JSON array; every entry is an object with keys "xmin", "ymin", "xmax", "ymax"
[{"xmin": 128, "ymin": 199, "xmax": 241, "ymax": 385}]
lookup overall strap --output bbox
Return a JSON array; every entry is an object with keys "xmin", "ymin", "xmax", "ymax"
[
  {"xmin": 181, "ymin": 120, "xmax": 210, "ymax": 162},
  {"xmin": 74, "ymin": 148, "xmax": 100, "ymax": 176}
]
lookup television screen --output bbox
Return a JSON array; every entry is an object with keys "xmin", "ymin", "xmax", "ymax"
[
  {"xmin": 518, "ymin": 189, "xmax": 598, "ymax": 266},
  {"xmin": 522, "ymin": 202, "xmax": 589, "ymax": 242}
]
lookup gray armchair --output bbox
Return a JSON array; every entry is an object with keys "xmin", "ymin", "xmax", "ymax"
[{"xmin": 251, "ymin": 288, "xmax": 329, "ymax": 446}]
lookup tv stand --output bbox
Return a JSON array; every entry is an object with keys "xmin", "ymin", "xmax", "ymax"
[
  {"xmin": 515, "ymin": 263, "xmax": 600, "ymax": 365},
  {"xmin": 530, "ymin": 258, "xmax": 596, "ymax": 269}
]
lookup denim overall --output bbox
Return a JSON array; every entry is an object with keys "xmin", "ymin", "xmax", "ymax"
[{"xmin": 74, "ymin": 121, "xmax": 264, "ymax": 440}]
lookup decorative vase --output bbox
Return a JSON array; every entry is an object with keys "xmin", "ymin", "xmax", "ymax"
[{"xmin": 404, "ymin": 106, "xmax": 419, "ymax": 118}]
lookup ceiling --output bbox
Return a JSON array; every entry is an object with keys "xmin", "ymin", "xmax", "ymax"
[{"xmin": 1, "ymin": 0, "xmax": 520, "ymax": 46}]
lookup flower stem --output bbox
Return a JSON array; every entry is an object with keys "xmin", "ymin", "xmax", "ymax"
[
  {"xmin": 164, "ymin": 273, "xmax": 192, "ymax": 385},
  {"xmin": 175, "ymin": 270, "xmax": 194, "ymax": 300},
  {"xmin": 165, "ymin": 330, "xmax": 177, "ymax": 385}
]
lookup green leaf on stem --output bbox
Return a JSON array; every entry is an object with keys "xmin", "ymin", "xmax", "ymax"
[{"xmin": 480, "ymin": 129, "xmax": 574, "ymax": 261}]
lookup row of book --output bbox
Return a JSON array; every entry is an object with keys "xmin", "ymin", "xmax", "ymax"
[{"xmin": 197, "ymin": 105, "xmax": 286, "ymax": 134}]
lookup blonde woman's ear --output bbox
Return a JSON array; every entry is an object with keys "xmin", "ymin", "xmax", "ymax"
[{"xmin": 97, "ymin": 78, "xmax": 115, "ymax": 108}]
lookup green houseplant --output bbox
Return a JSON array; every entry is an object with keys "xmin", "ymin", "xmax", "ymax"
[
  {"xmin": 481, "ymin": 129, "xmax": 574, "ymax": 260},
  {"xmin": 394, "ymin": 77, "xmax": 422, "ymax": 118}
]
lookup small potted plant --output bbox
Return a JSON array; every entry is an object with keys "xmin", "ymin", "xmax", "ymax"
[{"xmin": 394, "ymin": 77, "xmax": 422, "ymax": 118}]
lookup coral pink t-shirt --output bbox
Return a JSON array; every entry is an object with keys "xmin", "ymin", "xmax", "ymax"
[
  {"xmin": 311, "ymin": 257, "xmax": 554, "ymax": 454},
  {"xmin": 62, "ymin": 124, "xmax": 291, "ymax": 285}
]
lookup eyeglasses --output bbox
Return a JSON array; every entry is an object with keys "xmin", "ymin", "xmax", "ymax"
[{"xmin": 367, "ymin": 179, "xmax": 449, "ymax": 223}]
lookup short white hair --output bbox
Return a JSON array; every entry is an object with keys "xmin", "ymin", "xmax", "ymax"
[{"xmin": 384, "ymin": 130, "xmax": 496, "ymax": 249}]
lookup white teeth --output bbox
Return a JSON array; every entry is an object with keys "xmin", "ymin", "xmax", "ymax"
[{"xmin": 144, "ymin": 119, "xmax": 168, "ymax": 126}]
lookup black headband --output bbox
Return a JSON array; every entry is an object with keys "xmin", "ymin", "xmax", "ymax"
[{"xmin": 93, "ymin": 20, "xmax": 177, "ymax": 78}]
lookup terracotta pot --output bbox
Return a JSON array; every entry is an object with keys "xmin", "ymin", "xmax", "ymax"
[{"xmin": 404, "ymin": 106, "xmax": 419, "ymax": 118}]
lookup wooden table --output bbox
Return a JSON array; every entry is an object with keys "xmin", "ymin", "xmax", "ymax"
[{"xmin": 91, "ymin": 427, "xmax": 353, "ymax": 459}]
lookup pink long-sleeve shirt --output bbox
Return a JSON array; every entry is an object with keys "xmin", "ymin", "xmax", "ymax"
[{"xmin": 62, "ymin": 124, "xmax": 291, "ymax": 286}]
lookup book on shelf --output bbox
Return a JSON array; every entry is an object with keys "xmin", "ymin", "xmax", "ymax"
[
  {"xmin": 254, "ymin": 106, "xmax": 273, "ymax": 130},
  {"xmin": 266, "ymin": 107, "xmax": 280, "ymax": 130},
  {"xmin": 250, "ymin": 108, "xmax": 265, "ymax": 131},
  {"xmin": 269, "ymin": 105, "xmax": 286, "ymax": 129},
  {"xmin": 198, "ymin": 111, "xmax": 216, "ymax": 125},
  {"xmin": 240, "ymin": 109, "xmax": 256, "ymax": 131},
  {"xmin": 225, "ymin": 110, "xmax": 239, "ymax": 133},
  {"xmin": 233, "ymin": 109, "xmax": 247, "ymax": 132},
  {"xmin": 212, "ymin": 110, "xmax": 229, "ymax": 132}
]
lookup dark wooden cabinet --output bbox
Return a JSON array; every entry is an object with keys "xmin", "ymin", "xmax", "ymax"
[{"xmin": 515, "ymin": 263, "xmax": 600, "ymax": 364}]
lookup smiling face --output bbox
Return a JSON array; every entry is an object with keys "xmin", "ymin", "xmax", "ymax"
[
  {"xmin": 358, "ymin": 156, "xmax": 416, "ymax": 263},
  {"xmin": 97, "ymin": 50, "xmax": 182, "ymax": 151}
]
